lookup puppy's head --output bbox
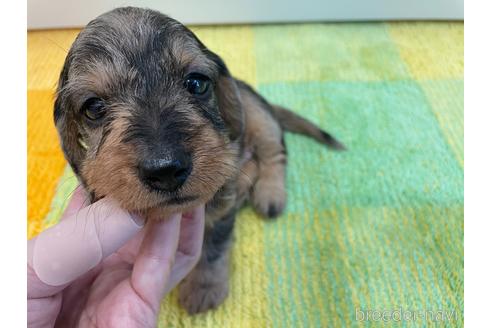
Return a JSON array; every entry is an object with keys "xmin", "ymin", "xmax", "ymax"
[{"xmin": 54, "ymin": 7, "xmax": 244, "ymax": 218}]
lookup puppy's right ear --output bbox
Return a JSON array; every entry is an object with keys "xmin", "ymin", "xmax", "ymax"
[{"xmin": 54, "ymin": 55, "xmax": 86, "ymax": 175}]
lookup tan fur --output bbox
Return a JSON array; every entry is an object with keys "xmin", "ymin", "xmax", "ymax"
[{"xmin": 240, "ymin": 89, "xmax": 287, "ymax": 217}]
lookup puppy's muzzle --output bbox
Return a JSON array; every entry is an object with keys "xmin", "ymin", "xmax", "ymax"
[{"xmin": 139, "ymin": 154, "xmax": 192, "ymax": 192}]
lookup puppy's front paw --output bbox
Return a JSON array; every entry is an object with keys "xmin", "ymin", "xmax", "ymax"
[
  {"xmin": 252, "ymin": 179, "xmax": 286, "ymax": 218},
  {"xmin": 178, "ymin": 278, "xmax": 229, "ymax": 314}
]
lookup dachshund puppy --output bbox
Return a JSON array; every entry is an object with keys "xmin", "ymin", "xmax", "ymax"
[{"xmin": 54, "ymin": 7, "xmax": 344, "ymax": 314}]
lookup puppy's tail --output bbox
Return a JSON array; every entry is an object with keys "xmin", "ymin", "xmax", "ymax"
[{"xmin": 270, "ymin": 105, "xmax": 346, "ymax": 150}]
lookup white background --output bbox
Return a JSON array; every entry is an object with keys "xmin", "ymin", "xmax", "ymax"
[{"xmin": 28, "ymin": 0, "xmax": 463, "ymax": 29}]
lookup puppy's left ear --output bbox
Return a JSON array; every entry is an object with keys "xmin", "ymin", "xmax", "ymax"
[{"xmin": 206, "ymin": 51, "xmax": 244, "ymax": 141}]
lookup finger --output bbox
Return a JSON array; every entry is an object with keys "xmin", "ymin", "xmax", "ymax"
[
  {"xmin": 163, "ymin": 205, "xmax": 205, "ymax": 294},
  {"xmin": 177, "ymin": 205, "xmax": 205, "ymax": 256},
  {"xmin": 113, "ymin": 206, "xmax": 205, "ymax": 266},
  {"xmin": 131, "ymin": 213, "xmax": 182, "ymax": 311},
  {"xmin": 114, "ymin": 226, "xmax": 147, "ymax": 264},
  {"xmin": 27, "ymin": 197, "xmax": 144, "ymax": 298}
]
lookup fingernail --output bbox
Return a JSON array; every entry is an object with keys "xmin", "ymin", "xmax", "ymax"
[
  {"xmin": 130, "ymin": 213, "xmax": 146, "ymax": 227},
  {"xmin": 183, "ymin": 205, "xmax": 205, "ymax": 220},
  {"xmin": 182, "ymin": 211, "xmax": 193, "ymax": 220},
  {"xmin": 31, "ymin": 199, "xmax": 144, "ymax": 286}
]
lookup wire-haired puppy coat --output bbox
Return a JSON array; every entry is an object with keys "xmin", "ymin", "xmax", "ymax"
[{"xmin": 54, "ymin": 7, "xmax": 344, "ymax": 314}]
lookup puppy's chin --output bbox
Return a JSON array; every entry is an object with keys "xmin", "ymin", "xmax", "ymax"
[
  {"xmin": 89, "ymin": 185, "xmax": 211, "ymax": 221},
  {"xmin": 144, "ymin": 197, "xmax": 206, "ymax": 221}
]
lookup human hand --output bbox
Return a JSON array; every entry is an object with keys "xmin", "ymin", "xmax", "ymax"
[{"xmin": 27, "ymin": 186, "xmax": 205, "ymax": 327}]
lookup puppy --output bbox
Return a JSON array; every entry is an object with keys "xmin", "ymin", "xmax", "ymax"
[{"xmin": 54, "ymin": 7, "xmax": 344, "ymax": 314}]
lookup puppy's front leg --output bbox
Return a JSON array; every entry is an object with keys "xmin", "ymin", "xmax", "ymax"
[
  {"xmin": 250, "ymin": 118, "xmax": 287, "ymax": 218},
  {"xmin": 178, "ymin": 212, "xmax": 235, "ymax": 314}
]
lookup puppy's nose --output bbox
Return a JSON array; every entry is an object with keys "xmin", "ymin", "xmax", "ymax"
[{"xmin": 139, "ymin": 156, "xmax": 192, "ymax": 192}]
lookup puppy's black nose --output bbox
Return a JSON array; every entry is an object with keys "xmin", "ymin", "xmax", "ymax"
[{"xmin": 139, "ymin": 155, "xmax": 192, "ymax": 192}]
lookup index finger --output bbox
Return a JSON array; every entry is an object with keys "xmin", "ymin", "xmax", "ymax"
[
  {"xmin": 131, "ymin": 213, "xmax": 182, "ymax": 312},
  {"xmin": 163, "ymin": 205, "xmax": 205, "ymax": 295}
]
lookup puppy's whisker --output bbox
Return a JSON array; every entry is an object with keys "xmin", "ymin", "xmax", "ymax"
[{"xmin": 43, "ymin": 37, "xmax": 69, "ymax": 55}]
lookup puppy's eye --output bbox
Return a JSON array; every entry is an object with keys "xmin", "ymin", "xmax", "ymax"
[
  {"xmin": 184, "ymin": 73, "xmax": 210, "ymax": 96},
  {"xmin": 82, "ymin": 97, "xmax": 106, "ymax": 121}
]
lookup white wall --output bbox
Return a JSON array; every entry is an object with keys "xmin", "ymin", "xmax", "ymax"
[{"xmin": 28, "ymin": 0, "xmax": 464, "ymax": 29}]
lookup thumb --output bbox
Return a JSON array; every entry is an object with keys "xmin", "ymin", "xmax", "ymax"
[{"xmin": 27, "ymin": 197, "xmax": 144, "ymax": 298}]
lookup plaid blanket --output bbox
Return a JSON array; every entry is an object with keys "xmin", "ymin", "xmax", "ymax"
[{"xmin": 27, "ymin": 22, "xmax": 463, "ymax": 327}]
